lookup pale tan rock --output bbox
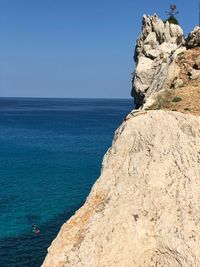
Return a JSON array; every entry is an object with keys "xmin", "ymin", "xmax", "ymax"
[
  {"xmin": 159, "ymin": 42, "xmax": 177, "ymax": 54},
  {"xmin": 189, "ymin": 69, "xmax": 200, "ymax": 80},
  {"xmin": 145, "ymin": 48, "xmax": 161, "ymax": 59},
  {"xmin": 42, "ymin": 111, "xmax": 200, "ymax": 267},
  {"xmin": 195, "ymin": 55, "xmax": 200, "ymax": 70},
  {"xmin": 186, "ymin": 26, "xmax": 200, "ymax": 48},
  {"xmin": 172, "ymin": 47, "xmax": 186, "ymax": 59},
  {"xmin": 143, "ymin": 58, "xmax": 181, "ymax": 108},
  {"xmin": 132, "ymin": 14, "xmax": 184, "ymax": 107},
  {"xmin": 165, "ymin": 60, "xmax": 181, "ymax": 84},
  {"xmin": 173, "ymin": 78, "xmax": 184, "ymax": 88},
  {"xmin": 133, "ymin": 56, "xmax": 154, "ymax": 93}
]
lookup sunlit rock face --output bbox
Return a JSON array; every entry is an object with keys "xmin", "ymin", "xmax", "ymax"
[
  {"xmin": 42, "ymin": 110, "xmax": 200, "ymax": 267},
  {"xmin": 42, "ymin": 13, "xmax": 200, "ymax": 267},
  {"xmin": 131, "ymin": 14, "xmax": 184, "ymax": 108},
  {"xmin": 186, "ymin": 26, "xmax": 200, "ymax": 48}
]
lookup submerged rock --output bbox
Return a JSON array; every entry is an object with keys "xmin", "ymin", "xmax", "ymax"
[{"xmin": 42, "ymin": 111, "xmax": 200, "ymax": 267}]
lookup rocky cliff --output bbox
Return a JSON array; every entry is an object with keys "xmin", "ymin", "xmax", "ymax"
[
  {"xmin": 132, "ymin": 15, "xmax": 200, "ymax": 109},
  {"xmin": 43, "ymin": 110, "xmax": 200, "ymax": 267},
  {"xmin": 42, "ymin": 15, "xmax": 200, "ymax": 267}
]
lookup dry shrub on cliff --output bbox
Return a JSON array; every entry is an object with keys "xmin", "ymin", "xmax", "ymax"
[
  {"xmin": 147, "ymin": 84, "xmax": 200, "ymax": 116},
  {"xmin": 148, "ymin": 90, "xmax": 173, "ymax": 110}
]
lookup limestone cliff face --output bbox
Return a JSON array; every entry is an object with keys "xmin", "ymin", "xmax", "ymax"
[
  {"xmin": 131, "ymin": 15, "xmax": 200, "ymax": 109},
  {"xmin": 42, "ymin": 15, "xmax": 200, "ymax": 267},
  {"xmin": 42, "ymin": 110, "xmax": 200, "ymax": 267},
  {"xmin": 131, "ymin": 14, "xmax": 184, "ymax": 108}
]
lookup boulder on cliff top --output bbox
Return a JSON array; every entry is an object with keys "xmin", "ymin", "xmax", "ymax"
[
  {"xmin": 186, "ymin": 26, "xmax": 200, "ymax": 48},
  {"xmin": 42, "ymin": 110, "xmax": 200, "ymax": 267},
  {"xmin": 134, "ymin": 14, "xmax": 184, "ymax": 62}
]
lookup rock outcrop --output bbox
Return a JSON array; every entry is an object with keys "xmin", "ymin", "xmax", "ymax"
[
  {"xmin": 131, "ymin": 15, "xmax": 200, "ymax": 109},
  {"xmin": 42, "ymin": 110, "xmax": 200, "ymax": 267},
  {"xmin": 186, "ymin": 27, "xmax": 200, "ymax": 48},
  {"xmin": 131, "ymin": 14, "xmax": 184, "ymax": 108}
]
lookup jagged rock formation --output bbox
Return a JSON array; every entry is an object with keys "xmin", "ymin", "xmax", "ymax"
[
  {"xmin": 131, "ymin": 14, "xmax": 184, "ymax": 108},
  {"xmin": 42, "ymin": 110, "xmax": 200, "ymax": 267},
  {"xmin": 131, "ymin": 15, "xmax": 200, "ymax": 109},
  {"xmin": 186, "ymin": 27, "xmax": 200, "ymax": 48}
]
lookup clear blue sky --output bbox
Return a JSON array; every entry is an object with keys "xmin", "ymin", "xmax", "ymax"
[{"xmin": 0, "ymin": 0, "xmax": 199, "ymax": 98}]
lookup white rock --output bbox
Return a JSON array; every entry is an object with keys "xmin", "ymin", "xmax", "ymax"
[
  {"xmin": 145, "ymin": 49, "xmax": 161, "ymax": 59},
  {"xmin": 142, "ymin": 44, "xmax": 151, "ymax": 53},
  {"xmin": 144, "ymin": 32, "xmax": 157, "ymax": 46},
  {"xmin": 186, "ymin": 26, "xmax": 200, "ymax": 48},
  {"xmin": 42, "ymin": 111, "xmax": 200, "ymax": 267},
  {"xmin": 173, "ymin": 78, "xmax": 184, "ymax": 88},
  {"xmin": 172, "ymin": 47, "xmax": 186, "ymax": 59},
  {"xmin": 169, "ymin": 23, "xmax": 184, "ymax": 38},
  {"xmin": 161, "ymin": 60, "xmax": 181, "ymax": 90},
  {"xmin": 132, "ymin": 14, "xmax": 184, "ymax": 107},
  {"xmin": 189, "ymin": 69, "xmax": 200, "ymax": 80},
  {"xmin": 134, "ymin": 56, "xmax": 154, "ymax": 93},
  {"xmin": 159, "ymin": 42, "xmax": 177, "ymax": 54}
]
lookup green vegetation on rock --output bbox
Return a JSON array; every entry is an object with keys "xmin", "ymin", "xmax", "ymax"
[
  {"xmin": 172, "ymin": 96, "xmax": 182, "ymax": 102},
  {"xmin": 165, "ymin": 15, "xmax": 179, "ymax": 25}
]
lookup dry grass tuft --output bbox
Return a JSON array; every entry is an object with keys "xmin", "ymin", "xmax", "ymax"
[{"xmin": 147, "ymin": 85, "xmax": 200, "ymax": 116}]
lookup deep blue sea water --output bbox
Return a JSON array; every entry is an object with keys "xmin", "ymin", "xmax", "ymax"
[{"xmin": 0, "ymin": 97, "xmax": 133, "ymax": 267}]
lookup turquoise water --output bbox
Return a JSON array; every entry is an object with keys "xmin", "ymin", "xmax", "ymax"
[{"xmin": 0, "ymin": 97, "xmax": 133, "ymax": 266}]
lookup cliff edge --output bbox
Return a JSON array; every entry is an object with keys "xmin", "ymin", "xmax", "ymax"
[
  {"xmin": 42, "ymin": 15, "xmax": 200, "ymax": 267},
  {"xmin": 43, "ymin": 110, "xmax": 200, "ymax": 267}
]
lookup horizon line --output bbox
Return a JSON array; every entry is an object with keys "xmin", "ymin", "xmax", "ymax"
[{"xmin": 0, "ymin": 96, "xmax": 133, "ymax": 100}]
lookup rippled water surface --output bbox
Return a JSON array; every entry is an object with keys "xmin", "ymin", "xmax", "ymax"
[{"xmin": 0, "ymin": 97, "xmax": 133, "ymax": 266}]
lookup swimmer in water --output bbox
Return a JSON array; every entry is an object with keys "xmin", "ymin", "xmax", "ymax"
[{"xmin": 32, "ymin": 224, "xmax": 40, "ymax": 234}]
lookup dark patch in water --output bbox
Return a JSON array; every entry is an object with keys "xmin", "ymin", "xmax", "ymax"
[{"xmin": 0, "ymin": 203, "xmax": 83, "ymax": 267}]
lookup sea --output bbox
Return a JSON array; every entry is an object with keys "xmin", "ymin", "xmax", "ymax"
[{"xmin": 0, "ymin": 97, "xmax": 133, "ymax": 267}]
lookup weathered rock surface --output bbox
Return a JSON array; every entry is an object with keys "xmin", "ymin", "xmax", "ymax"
[
  {"xmin": 42, "ymin": 110, "xmax": 200, "ymax": 267},
  {"xmin": 172, "ymin": 77, "xmax": 183, "ymax": 89},
  {"xmin": 186, "ymin": 27, "xmax": 200, "ymax": 48},
  {"xmin": 195, "ymin": 55, "xmax": 200, "ymax": 69},
  {"xmin": 131, "ymin": 14, "xmax": 184, "ymax": 107},
  {"xmin": 189, "ymin": 68, "xmax": 200, "ymax": 80}
]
